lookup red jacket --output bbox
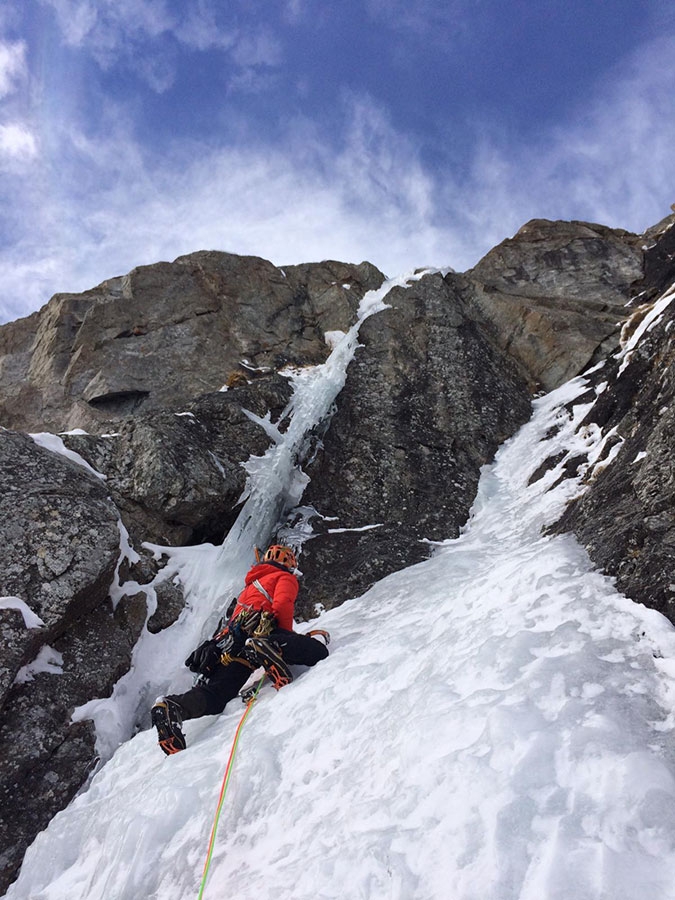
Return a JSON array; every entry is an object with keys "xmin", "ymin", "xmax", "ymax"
[{"xmin": 231, "ymin": 563, "xmax": 299, "ymax": 631}]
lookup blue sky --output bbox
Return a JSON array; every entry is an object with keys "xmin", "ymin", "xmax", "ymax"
[{"xmin": 0, "ymin": 0, "xmax": 674, "ymax": 322}]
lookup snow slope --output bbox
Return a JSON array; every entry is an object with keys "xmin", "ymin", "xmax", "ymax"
[{"xmin": 6, "ymin": 294, "xmax": 675, "ymax": 900}]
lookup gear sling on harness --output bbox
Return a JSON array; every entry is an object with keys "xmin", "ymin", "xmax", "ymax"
[{"xmin": 212, "ymin": 578, "xmax": 277, "ymax": 668}]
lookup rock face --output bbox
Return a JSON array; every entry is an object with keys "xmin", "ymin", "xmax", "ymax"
[
  {"xmin": 0, "ymin": 430, "xmax": 122, "ymax": 891},
  {"xmin": 296, "ymin": 272, "xmax": 533, "ymax": 615},
  {"xmin": 293, "ymin": 219, "xmax": 645, "ymax": 615},
  {"xmin": 1, "ymin": 214, "xmax": 672, "ymax": 893},
  {"xmin": 0, "ymin": 252, "xmax": 384, "ymax": 434},
  {"xmin": 462, "ymin": 219, "xmax": 643, "ymax": 390},
  {"xmin": 551, "ymin": 214, "xmax": 675, "ymax": 622},
  {"xmin": 0, "ymin": 431, "xmax": 121, "ymax": 662},
  {"xmin": 60, "ymin": 374, "xmax": 294, "ymax": 547}
]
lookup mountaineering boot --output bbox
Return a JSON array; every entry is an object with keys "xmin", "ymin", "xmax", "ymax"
[
  {"xmin": 151, "ymin": 697, "xmax": 187, "ymax": 755},
  {"xmin": 244, "ymin": 637, "xmax": 293, "ymax": 690}
]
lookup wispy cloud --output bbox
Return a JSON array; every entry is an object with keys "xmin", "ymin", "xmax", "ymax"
[
  {"xmin": 1, "ymin": 29, "xmax": 674, "ymax": 323},
  {"xmin": 0, "ymin": 93, "xmax": 456, "ymax": 322},
  {"xmin": 282, "ymin": 0, "xmax": 305, "ymax": 25},
  {"xmin": 39, "ymin": 0, "xmax": 282, "ymax": 92},
  {"xmin": 230, "ymin": 31, "xmax": 283, "ymax": 69},
  {"xmin": 40, "ymin": 0, "xmax": 173, "ymax": 53},
  {"xmin": 0, "ymin": 122, "xmax": 37, "ymax": 160},
  {"xmin": 448, "ymin": 33, "xmax": 675, "ymax": 245},
  {"xmin": 175, "ymin": 1, "xmax": 236, "ymax": 52},
  {"xmin": 365, "ymin": 0, "xmax": 471, "ymax": 39},
  {"xmin": 0, "ymin": 39, "xmax": 26, "ymax": 98},
  {"xmin": 226, "ymin": 29, "xmax": 284, "ymax": 95},
  {"xmin": 0, "ymin": 39, "xmax": 38, "ymax": 173}
]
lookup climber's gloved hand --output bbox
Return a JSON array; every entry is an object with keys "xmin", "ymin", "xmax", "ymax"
[{"xmin": 185, "ymin": 639, "xmax": 221, "ymax": 676}]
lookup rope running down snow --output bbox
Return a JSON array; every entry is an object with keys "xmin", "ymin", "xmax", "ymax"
[{"xmin": 197, "ymin": 676, "xmax": 266, "ymax": 900}]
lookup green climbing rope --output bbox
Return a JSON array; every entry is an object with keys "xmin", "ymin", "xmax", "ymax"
[{"xmin": 197, "ymin": 677, "xmax": 265, "ymax": 899}]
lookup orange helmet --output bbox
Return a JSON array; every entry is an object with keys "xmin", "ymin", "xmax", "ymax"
[{"xmin": 263, "ymin": 545, "xmax": 297, "ymax": 570}]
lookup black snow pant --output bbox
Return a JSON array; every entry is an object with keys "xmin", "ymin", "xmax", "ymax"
[{"xmin": 167, "ymin": 628, "xmax": 328, "ymax": 721}]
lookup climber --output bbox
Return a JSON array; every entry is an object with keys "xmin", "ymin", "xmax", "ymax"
[{"xmin": 151, "ymin": 544, "xmax": 330, "ymax": 754}]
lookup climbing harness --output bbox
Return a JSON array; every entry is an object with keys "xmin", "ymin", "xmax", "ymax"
[{"xmin": 197, "ymin": 676, "xmax": 266, "ymax": 900}]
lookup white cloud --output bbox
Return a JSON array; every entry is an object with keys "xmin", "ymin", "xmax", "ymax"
[
  {"xmin": 0, "ymin": 122, "xmax": 37, "ymax": 160},
  {"xmin": 0, "ymin": 95, "xmax": 458, "ymax": 322},
  {"xmin": 39, "ymin": 0, "xmax": 174, "ymax": 73},
  {"xmin": 225, "ymin": 30, "xmax": 284, "ymax": 94},
  {"xmin": 39, "ymin": 0, "xmax": 281, "ymax": 91},
  {"xmin": 176, "ymin": 0, "xmax": 236, "ymax": 52},
  {"xmin": 0, "ymin": 39, "xmax": 27, "ymax": 99},
  {"xmin": 2, "ymin": 34, "xmax": 675, "ymax": 324},
  {"xmin": 51, "ymin": 0, "xmax": 98, "ymax": 46},
  {"xmin": 231, "ymin": 31, "xmax": 283, "ymax": 69},
  {"xmin": 41, "ymin": 0, "xmax": 173, "ymax": 50}
]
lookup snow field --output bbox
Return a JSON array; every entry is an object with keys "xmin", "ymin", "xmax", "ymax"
[{"xmin": 7, "ymin": 374, "xmax": 675, "ymax": 899}]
